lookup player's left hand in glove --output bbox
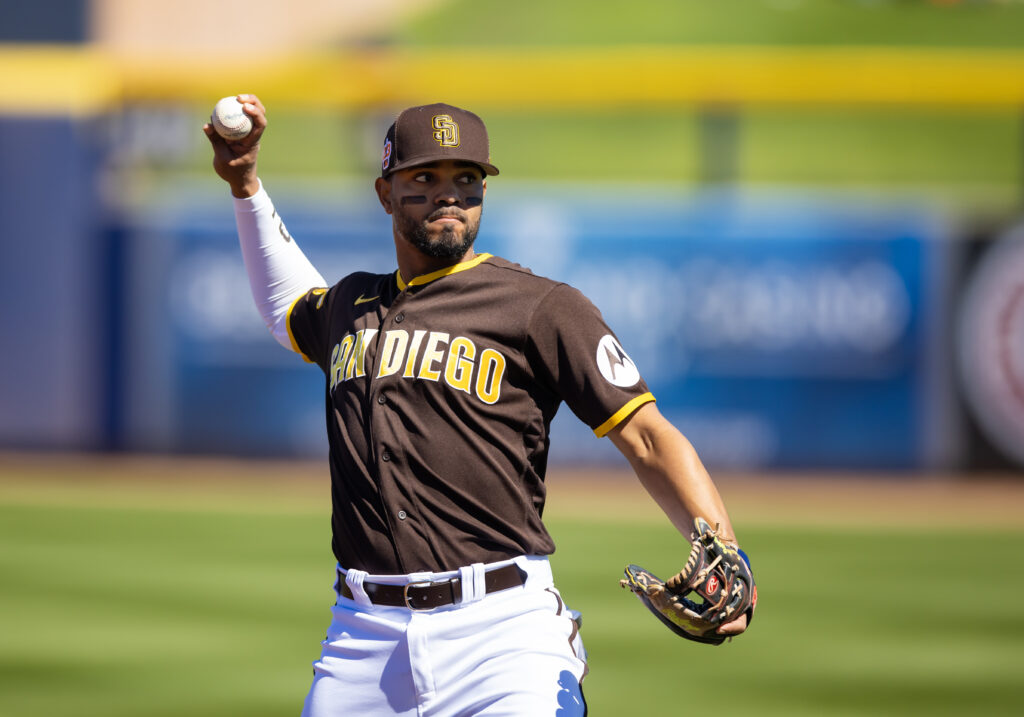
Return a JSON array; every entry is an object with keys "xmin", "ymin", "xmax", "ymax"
[{"xmin": 620, "ymin": 517, "xmax": 757, "ymax": 645}]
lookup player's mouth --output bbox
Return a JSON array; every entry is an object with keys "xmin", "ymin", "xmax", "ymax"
[{"xmin": 427, "ymin": 209, "xmax": 466, "ymax": 225}]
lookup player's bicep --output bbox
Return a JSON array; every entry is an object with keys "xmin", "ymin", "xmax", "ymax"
[{"xmin": 606, "ymin": 401, "xmax": 672, "ymax": 462}]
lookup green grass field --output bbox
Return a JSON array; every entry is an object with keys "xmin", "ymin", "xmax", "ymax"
[
  {"xmin": 2, "ymin": 461, "xmax": 1022, "ymax": 716},
  {"xmin": 396, "ymin": 0, "xmax": 1024, "ymax": 48}
]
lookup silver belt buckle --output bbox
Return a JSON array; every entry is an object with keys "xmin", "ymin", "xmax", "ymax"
[{"xmin": 403, "ymin": 579, "xmax": 445, "ymax": 611}]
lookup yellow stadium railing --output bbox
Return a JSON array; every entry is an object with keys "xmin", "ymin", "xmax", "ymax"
[{"xmin": 3, "ymin": 45, "xmax": 1024, "ymax": 115}]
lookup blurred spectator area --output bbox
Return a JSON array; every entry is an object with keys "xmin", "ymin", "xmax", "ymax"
[
  {"xmin": 88, "ymin": 0, "xmax": 444, "ymax": 55},
  {"xmin": 0, "ymin": 0, "xmax": 441, "ymax": 48}
]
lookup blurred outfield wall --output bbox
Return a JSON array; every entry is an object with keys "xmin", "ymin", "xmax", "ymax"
[
  {"xmin": 113, "ymin": 184, "xmax": 951, "ymax": 470},
  {"xmin": 2, "ymin": 8, "xmax": 1024, "ymax": 471}
]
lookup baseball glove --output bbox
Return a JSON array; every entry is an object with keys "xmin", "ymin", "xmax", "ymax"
[{"xmin": 620, "ymin": 517, "xmax": 757, "ymax": 645}]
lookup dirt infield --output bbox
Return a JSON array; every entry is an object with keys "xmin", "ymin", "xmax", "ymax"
[
  {"xmin": 1, "ymin": 452, "xmax": 1022, "ymax": 529},
  {"xmin": 546, "ymin": 466, "xmax": 1024, "ymax": 529}
]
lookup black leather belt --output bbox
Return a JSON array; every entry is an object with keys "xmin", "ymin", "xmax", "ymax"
[{"xmin": 338, "ymin": 563, "xmax": 528, "ymax": 610}]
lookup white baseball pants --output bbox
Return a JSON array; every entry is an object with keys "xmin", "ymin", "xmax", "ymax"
[{"xmin": 301, "ymin": 556, "xmax": 588, "ymax": 716}]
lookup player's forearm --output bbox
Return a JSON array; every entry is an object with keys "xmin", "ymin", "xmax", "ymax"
[
  {"xmin": 233, "ymin": 181, "xmax": 327, "ymax": 348},
  {"xmin": 609, "ymin": 405, "xmax": 737, "ymax": 543},
  {"xmin": 637, "ymin": 432, "xmax": 736, "ymax": 544}
]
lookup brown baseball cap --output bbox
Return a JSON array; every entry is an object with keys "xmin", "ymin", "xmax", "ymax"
[{"xmin": 380, "ymin": 103, "xmax": 499, "ymax": 178}]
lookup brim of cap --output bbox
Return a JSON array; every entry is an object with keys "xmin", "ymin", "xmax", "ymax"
[{"xmin": 384, "ymin": 155, "xmax": 499, "ymax": 177}]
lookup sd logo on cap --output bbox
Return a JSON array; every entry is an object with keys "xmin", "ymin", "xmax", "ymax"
[{"xmin": 381, "ymin": 103, "xmax": 499, "ymax": 178}]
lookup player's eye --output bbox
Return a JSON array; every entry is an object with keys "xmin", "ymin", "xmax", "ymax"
[
  {"xmin": 457, "ymin": 173, "xmax": 477, "ymax": 185},
  {"xmin": 413, "ymin": 172, "xmax": 431, "ymax": 183}
]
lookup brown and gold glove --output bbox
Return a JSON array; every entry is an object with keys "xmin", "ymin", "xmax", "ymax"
[{"xmin": 620, "ymin": 517, "xmax": 757, "ymax": 645}]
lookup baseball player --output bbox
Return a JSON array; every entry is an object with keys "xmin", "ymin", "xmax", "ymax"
[{"xmin": 205, "ymin": 96, "xmax": 752, "ymax": 716}]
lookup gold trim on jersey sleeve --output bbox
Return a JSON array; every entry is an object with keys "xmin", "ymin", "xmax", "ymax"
[
  {"xmin": 593, "ymin": 392, "xmax": 656, "ymax": 437},
  {"xmin": 396, "ymin": 253, "xmax": 493, "ymax": 291},
  {"xmin": 285, "ymin": 291, "xmax": 317, "ymax": 364}
]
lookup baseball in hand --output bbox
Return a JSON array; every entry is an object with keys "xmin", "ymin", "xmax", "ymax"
[{"xmin": 211, "ymin": 96, "xmax": 253, "ymax": 140}]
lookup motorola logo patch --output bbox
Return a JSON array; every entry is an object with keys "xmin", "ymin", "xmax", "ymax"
[{"xmin": 596, "ymin": 335, "xmax": 640, "ymax": 388}]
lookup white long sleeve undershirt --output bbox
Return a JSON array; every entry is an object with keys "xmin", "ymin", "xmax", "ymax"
[{"xmin": 232, "ymin": 180, "xmax": 327, "ymax": 350}]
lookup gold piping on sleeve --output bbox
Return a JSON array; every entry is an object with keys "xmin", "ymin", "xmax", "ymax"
[
  {"xmin": 285, "ymin": 292, "xmax": 316, "ymax": 364},
  {"xmin": 593, "ymin": 392, "xmax": 656, "ymax": 437}
]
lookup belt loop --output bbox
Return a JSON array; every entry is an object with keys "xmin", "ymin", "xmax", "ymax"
[
  {"xmin": 458, "ymin": 562, "xmax": 487, "ymax": 605},
  {"xmin": 344, "ymin": 568, "xmax": 374, "ymax": 609}
]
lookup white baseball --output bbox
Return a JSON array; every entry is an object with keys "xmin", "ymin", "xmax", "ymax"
[{"xmin": 211, "ymin": 96, "xmax": 253, "ymax": 141}]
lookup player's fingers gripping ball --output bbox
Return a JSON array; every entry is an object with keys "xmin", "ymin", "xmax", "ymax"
[{"xmin": 620, "ymin": 517, "xmax": 757, "ymax": 645}]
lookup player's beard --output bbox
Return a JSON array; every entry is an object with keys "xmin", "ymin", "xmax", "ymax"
[{"xmin": 397, "ymin": 206, "xmax": 481, "ymax": 259}]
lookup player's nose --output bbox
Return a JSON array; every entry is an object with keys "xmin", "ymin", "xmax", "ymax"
[{"xmin": 433, "ymin": 180, "xmax": 460, "ymax": 205}]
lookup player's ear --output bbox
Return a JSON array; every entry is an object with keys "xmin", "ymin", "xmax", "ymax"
[
  {"xmin": 374, "ymin": 176, "xmax": 393, "ymax": 215},
  {"xmin": 482, "ymin": 178, "xmax": 487, "ymax": 199}
]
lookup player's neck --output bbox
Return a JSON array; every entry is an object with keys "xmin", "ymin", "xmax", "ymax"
[{"xmin": 395, "ymin": 245, "xmax": 477, "ymax": 287}]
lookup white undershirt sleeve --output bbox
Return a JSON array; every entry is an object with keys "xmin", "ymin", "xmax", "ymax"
[{"xmin": 232, "ymin": 180, "xmax": 327, "ymax": 351}]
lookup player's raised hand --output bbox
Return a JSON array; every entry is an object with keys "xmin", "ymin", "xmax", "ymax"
[{"xmin": 204, "ymin": 93, "xmax": 267, "ymax": 198}]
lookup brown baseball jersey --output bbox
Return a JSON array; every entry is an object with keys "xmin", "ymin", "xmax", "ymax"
[{"xmin": 286, "ymin": 253, "xmax": 654, "ymax": 574}]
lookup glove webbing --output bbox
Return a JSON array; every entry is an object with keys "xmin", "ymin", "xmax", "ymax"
[{"xmin": 667, "ymin": 522, "xmax": 723, "ymax": 593}]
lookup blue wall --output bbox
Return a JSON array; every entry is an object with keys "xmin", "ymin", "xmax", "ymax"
[{"xmin": 0, "ymin": 117, "xmax": 106, "ymax": 450}]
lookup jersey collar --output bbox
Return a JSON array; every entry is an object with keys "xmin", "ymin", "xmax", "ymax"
[{"xmin": 396, "ymin": 253, "xmax": 493, "ymax": 291}]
